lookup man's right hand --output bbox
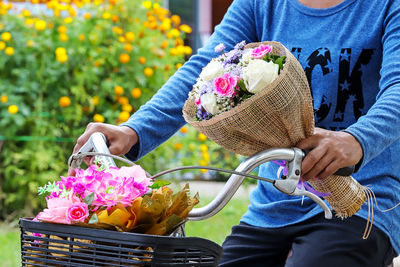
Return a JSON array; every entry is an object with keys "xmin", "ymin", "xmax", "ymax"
[{"xmin": 68, "ymin": 123, "xmax": 138, "ymax": 175}]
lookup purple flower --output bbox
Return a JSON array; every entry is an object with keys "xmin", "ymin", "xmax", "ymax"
[
  {"xmin": 197, "ymin": 106, "xmax": 212, "ymax": 120},
  {"xmin": 234, "ymin": 40, "xmax": 246, "ymax": 50},
  {"xmin": 199, "ymin": 81, "xmax": 215, "ymax": 95},
  {"xmin": 227, "ymin": 65, "xmax": 243, "ymax": 76},
  {"xmin": 214, "ymin": 43, "xmax": 226, "ymax": 53},
  {"xmin": 223, "ymin": 49, "xmax": 243, "ymax": 66}
]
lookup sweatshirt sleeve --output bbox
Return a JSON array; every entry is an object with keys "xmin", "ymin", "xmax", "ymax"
[
  {"xmin": 121, "ymin": 0, "xmax": 258, "ymax": 161},
  {"xmin": 344, "ymin": 2, "xmax": 400, "ymax": 169}
]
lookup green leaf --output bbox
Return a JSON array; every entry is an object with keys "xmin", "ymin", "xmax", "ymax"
[
  {"xmin": 237, "ymin": 79, "xmax": 248, "ymax": 92},
  {"xmin": 149, "ymin": 180, "xmax": 171, "ymax": 189},
  {"xmin": 275, "ymin": 56, "xmax": 286, "ymax": 71},
  {"xmin": 83, "ymin": 192, "xmax": 95, "ymax": 205},
  {"xmin": 88, "ymin": 213, "xmax": 98, "ymax": 224}
]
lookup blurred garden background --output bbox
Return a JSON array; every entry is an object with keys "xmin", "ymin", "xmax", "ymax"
[
  {"xmin": 1, "ymin": 0, "xmax": 398, "ymax": 266},
  {"xmin": 0, "ymin": 0, "xmax": 256, "ymax": 266}
]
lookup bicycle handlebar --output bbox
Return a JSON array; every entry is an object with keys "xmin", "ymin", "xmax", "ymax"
[{"xmin": 69, "ymin": 132, "xmax": 356, "ymax": 221}]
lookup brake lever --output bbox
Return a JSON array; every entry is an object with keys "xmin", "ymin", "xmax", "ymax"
[{"xmin": 273, "ymin": 148, "xmax": 333, "ymax": 219}]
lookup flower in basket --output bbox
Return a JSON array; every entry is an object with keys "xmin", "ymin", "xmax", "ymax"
[
  {"xmin": 189, "ymin": 41, "xmax": 286, "ymax": 120},
  {"xmin": 34, "ymin": 160, "xmax": 199, "ymax": 236}
]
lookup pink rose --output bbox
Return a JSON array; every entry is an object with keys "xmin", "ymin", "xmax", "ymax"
[
  {"xmin": 36, "ymin": 196, "xmax": 81, "ymax": 224},
  {"xmin": 251, "ymin": 44, "xmax": 272, "ymax": 59},
  {"xmin": 214, "ymin": 73, "xmax": 239, "ymax": 97},
  {"xmin": 67, "ymin": 203, "xmax": 89, "ymax": 223}
]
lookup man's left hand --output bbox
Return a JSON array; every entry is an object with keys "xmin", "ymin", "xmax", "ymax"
[{"xmin": 296, "ymin": 127, "xmax": 363, "ymax": 180}]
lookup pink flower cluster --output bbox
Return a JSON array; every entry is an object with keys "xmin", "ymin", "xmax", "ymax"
[
  {"xmin": 35, "ymin": 164, "xmax": 153, "ymax": 224},
  {"xmin": 251, "ymin": 44, "xmax": 272, "ymax": 59},
  {"xmin": 214, "ymin": 73, "xmax": 239, "ymax": 97}
]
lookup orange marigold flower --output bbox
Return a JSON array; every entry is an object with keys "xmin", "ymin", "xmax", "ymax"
[
  {"xmin": 179, "ymin": 24, "xmax": 192, "ymax": 34},
  {"xmin": 5, "ymin": 47, "xmax": 14, "ymax": 56},
  {"xmin": 102, "ymin": 12, "xmax": 111, "ymax": 19},
  {"xmin": 171, "ymin": 15, "xmax": 181, "ymax": 25},
  {"xmin": 118, "ymin": 96, "xmax": 129, "ymax": 105},
  {"xmin": 93, "ymin": 113, "xmax": 105, "ymax": 123},
  {"xmin": 1, "ymin": 94, "xmax": 8, "ymax": 103},
  {"xmin": 131, "ymin": 88, "xmax": 141, "ymax": 99},
  {"xmin": 125, "ymin": 32, "xmax": 135, "ymax": 42},
  {"xmin": 122, "ymin": 104, "xmax": 133, "ymax": 112},
  {"xmin": 138, "ymin": 57, "xmax": 146, "ymax": 64},
  {"xmin": 59, "ymin": 96, "xmax": 71, "ymax": 107},
  {"xmin": 144, "ymin": 67, "xmax": 154, "ymax": 77},
  {"xmin": 8, "ymin": 105, "xmax": 18, "ymax": 114},
  {"xmin": 111, "ymin": 15, "xmax": 119, "ymax": 22},
  {"xmin": 1, "ymin": 32, "xmax": 11, "ymax": 41},
  {"xmin": 92, "ymin": 96, "xmax": 99, "ymax": 106},
  {"xmin": 118, "ymin": 36, "xmax": 126, "ymax": 43},
  {"xmin": 57, "ymin": 25, "xmax": 67, "ymax": 34},
  {"xmin": 184, "ymin": 46, "xmax": 192, "ymax": 55},
  {"xmin": 176, "ymin": 63, "xmax": 183, "ymax": 69},
  {"xmin": 64, "ymin": 17, "xmax": 73, "ymax": 24},
  {"xmin": 59, "ymin": 33, "xmax": 68, "ymax": 42},
  {"xmin": 161, "ymin": 40, "xmax": 169, "ymax": 49},
  {"xmin": 200, "ymin": 144, "xmax": 208, "ymax": 152},
  {"xmin": 27, "ymin": 40, "xmax": 34, "ymax": 47},
  {"xmin": 174, "ymin": 143, "xmax": 183, "ymax": 150},
  {"xmin": 114, "ymin": 85, "xmax": 124, "ymax": 95},
  {"xmin": 119, "ymin": 53, "xmax": 130, "ymax": 64},
  {"xmin": 79, "ymin": 34, "xmax": 85, "ymax": 41},
  {"xmin": 118, "ymin": 111, "xmax": 130, "ymax": 122},
  {"xmin": 198, "ymin": 133, "xmax": 207, "ymax": 142},
  {"xmin": 57, "ymin": 53, "xmax": 68, "ymax": 63},
  {"xmin": 22, "ymin": 9, "xmax": 31, "ymax": 17},
  {"xmin": 83, "ymin": 13, "xmax": 91, "ymax": 19},
  {"xmin": 124, "ymin": 43, "xmax": 133, "ymax": 52},
  {"xmin": 179, "ymin": 126, "xmax": 188, "ymax": 134},
  {"xmin": 55, "ymin": 47, "xmax": 67, "ymax": 56},
  {"xmin": 0, "ymin": 41, "xmax": 5, "ymax": 50}
]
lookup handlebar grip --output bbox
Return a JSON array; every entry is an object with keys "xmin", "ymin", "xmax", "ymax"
[{"xmin": 302, "ymin": 150, "xmax": 355, "ymax": 176}]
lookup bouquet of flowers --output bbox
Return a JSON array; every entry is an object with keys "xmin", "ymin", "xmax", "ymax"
[
  {"xmin": 34, "ymin": 161, "xmax": 199, "ymax": 235},
  {"xmin": 189, "ymin": 41, "xmax": 286, "ymax": 120},
  {"xmin": 183, "ymin": 41, "xmax": 366, "ymax": 219}
]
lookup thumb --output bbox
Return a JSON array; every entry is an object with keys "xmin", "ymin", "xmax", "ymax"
[{"xmin": 296, "ymin": 135, "xmax": 319, "ymax": 151}]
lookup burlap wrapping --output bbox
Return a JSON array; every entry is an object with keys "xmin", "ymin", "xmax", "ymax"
[{"xmin": 183, "ymin": 41, "xmax": 366, "ymax": 218}]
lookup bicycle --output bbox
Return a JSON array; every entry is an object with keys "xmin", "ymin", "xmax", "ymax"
[{"xmin": 20, "ymin": 132, "xmax": 354, "ymax": 266}]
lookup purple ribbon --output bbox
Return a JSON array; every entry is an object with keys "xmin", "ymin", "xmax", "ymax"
[{"xmin": 273, "ymin": 161, "xmax": 330, "ymax": 197}]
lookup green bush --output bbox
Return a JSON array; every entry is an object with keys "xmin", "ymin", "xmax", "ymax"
[{"xmin": 0, "ymin": 0, "xmax": 243, "ymax": 220}]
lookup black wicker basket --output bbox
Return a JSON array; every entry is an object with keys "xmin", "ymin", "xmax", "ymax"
[{"xmin": 20, "ymin": 218, "xmax": 222, "ymax": 266}]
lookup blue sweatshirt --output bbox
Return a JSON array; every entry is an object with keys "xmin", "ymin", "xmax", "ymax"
[{"xmin": 122, "ymin": 0, "xmax": 400, "ymax": 254}]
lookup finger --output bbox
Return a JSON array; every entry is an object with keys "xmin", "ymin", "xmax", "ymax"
[
  {"xmin": 317, "ymin": 159, "xmax": 343, "ymax": 179},
  {"xmin": 301, "ymin": 146, "xmax": 327, "ymax": 178},
  {"xmin": 296, "ymin": 133, "xmax": 321, "ymax": 151},
  {"xmin": 73, "ymin": 123, "xmax": 96, "ymax": 154},
  {"xmin": 303, "ymin": 153, "xmax": 335, "ymax": 180}
]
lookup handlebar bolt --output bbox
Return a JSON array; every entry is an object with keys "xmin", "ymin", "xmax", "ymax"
[
  {"xmin": 295, "ymin": 169, "xmax": 300, "ymax": 176},
  {"xmin": 281, "ymin": 175, "xmax": 287, "ymax": 179}
]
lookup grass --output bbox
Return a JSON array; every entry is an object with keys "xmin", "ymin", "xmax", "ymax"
[
  {"xmin": 0, "ymin": 197, "xmax": 250, "ymax": 267},
  {"xmin": 0, "ymin": 223, "xmax": 20, "ymax": 267}
]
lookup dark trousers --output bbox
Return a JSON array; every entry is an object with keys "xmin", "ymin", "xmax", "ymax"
[{"xmin": 219, "ymin": 214, "xmax": 395, "ymax": 267}]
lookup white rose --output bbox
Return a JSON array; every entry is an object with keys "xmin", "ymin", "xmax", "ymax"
[
  {"xmin": 242, "ymin": 59, "xmax": 279, "ymax": 94},
  {"xmin": 200, "ymin": 60, "xmax": 225, "ymax": 81},
  {"xmin": 200, "ymin": 93, "xmax": 219, "ymax": 115},
  {"xmin": 241, "ymin": 49, "xmax": 253, "ymax": 63}
]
